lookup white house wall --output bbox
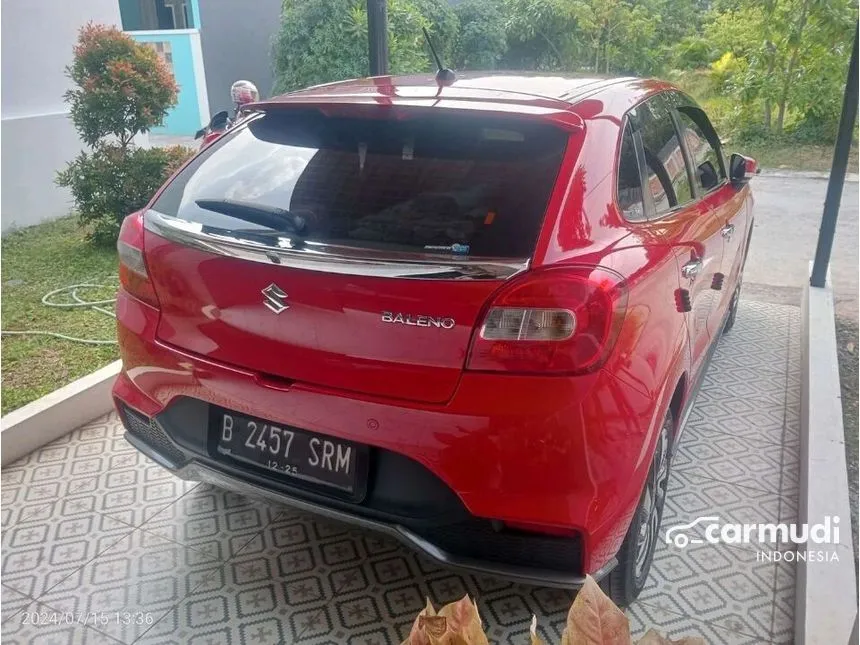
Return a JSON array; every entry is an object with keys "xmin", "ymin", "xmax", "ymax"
[{"xmin": 1, "ymin": 0, "xmax": 123, "ymax": 231}]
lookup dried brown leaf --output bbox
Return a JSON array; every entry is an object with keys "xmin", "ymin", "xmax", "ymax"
[
  {"xmin": 530, "ymin": 615, "xmax": 545, "ymax": 645},
  {"xmin": 561, "ymin": 575, "xmax": 631, "ymax": 645},
  {"xmin": 437, "ymin": 596, "xmax": 489, "ymax": 645},
  {"xmin": 419, "ymin": 615, "xmax": 449, "ymax": 639},
  {"xmin": 402, "ymin": 596, "xmax": 489, "ymax": 645},
  {"xmin": 402, "ymin": 599, "xmax": 439, "ymax": 645}
]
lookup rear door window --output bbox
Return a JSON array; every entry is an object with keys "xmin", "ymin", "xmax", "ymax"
[
  {"xmin": 151, "ymin": 110, "xmax": 568, "ymax": 259},
  {"xmin": 617, "ymin": 121, "xmax": 646, "ymax": 221},
  {"xmin": 675, "ymin": 105, "xmax": 726, "ymax": 194},
  {"xmin": 634, "ymin": 96, "xmax": 693, "ymax": 215}
]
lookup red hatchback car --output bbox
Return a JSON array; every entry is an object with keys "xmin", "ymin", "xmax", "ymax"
[{"xmin": 113, "ymin": 73, "xmax": 756, "ymax": 605}]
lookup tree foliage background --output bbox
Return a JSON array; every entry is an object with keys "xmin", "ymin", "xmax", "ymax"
[{"xmin": 273, "ymin": 0, "xmax": 857, "ymax": 145}]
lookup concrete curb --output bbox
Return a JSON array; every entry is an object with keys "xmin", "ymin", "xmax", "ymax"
[
  {"xmin": 760, "ymin": 169, "xmax": 860, "ymax": 181},
  {"xmin": 0, "ymin": 360, "xmax": 121, "ymax": 466},
  {"xmin": 796, "ymin": 268, "xmax": 858, "ymax": 644}
]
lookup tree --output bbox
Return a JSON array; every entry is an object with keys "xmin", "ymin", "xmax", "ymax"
[
  {"xmin": 272, "ymin": 0, "xmax": 457, "ymax": 93},
  {"xmin": 57, "ymin": 24, "xmax": 191, "ymax": 244},
  {"xmin": 453, "ymin": 0, "xmax": 507, "ymax": 70},
  {"xmin": 64, "ymin": 23, "xmax": 177, "ymax": 148},
  {"xmin": 705, "ymin": 0, "xmax": 856, "ymax": 138},
  {"xmin": 571, "ymin": 0, "xmax": 661, "ymax": 75},
  {"xmin": 501, "ymin": 0, "xmax": 579, "ymax": 70}
]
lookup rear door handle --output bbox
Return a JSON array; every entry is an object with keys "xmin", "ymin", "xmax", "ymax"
[
  {"xmin": 720, "ymin": 223, "xmax": 735, "ymax": 240},
  {"xmin": 681, "ymin": 258, "xmax": 703, "ymax": 280}
]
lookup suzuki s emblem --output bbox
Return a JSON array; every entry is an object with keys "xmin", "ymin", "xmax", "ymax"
[{"xmin": 262, "ymin": 283, "xmax": 289, "ymax": 314}]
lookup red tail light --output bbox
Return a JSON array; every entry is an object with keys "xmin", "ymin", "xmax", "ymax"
[
  {"xmin": 117, "ymin": 211, "xmax": 159, "ymax": 308},
  {"xmin": 466, "ymin": 266, "xmax": 626, "ymax": 374}
]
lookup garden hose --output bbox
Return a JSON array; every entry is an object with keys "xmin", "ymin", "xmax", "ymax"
[{"xmin": 1, "ymin": 281, "xmax": 118, "ymax": 345}]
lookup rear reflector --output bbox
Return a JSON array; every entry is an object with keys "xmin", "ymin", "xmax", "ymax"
[{"xmin": 467, "ymin": 266, "xmax": 626, "ymax": 374}]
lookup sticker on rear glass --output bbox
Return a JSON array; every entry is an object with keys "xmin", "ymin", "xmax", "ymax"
[{"xmin": 424, "ymin": 243, "xmax": 470, "ymax": 255}]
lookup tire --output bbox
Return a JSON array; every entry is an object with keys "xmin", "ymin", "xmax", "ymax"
[
  {"xmin": 600, "ymin": 411, "xmax": 673, "ymax": 607},
  {"xmin": 723, "ymin": 283, "xmax": 741, "ymax": 334}
]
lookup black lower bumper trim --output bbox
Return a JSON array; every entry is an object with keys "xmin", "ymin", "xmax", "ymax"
[{"xmin": 126, "ymin": 431, "xmax": 613, "ymax": 588}]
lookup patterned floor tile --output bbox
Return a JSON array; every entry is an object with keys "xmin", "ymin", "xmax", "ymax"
[
  {"xmin": 1, "ymin": 498, "xmax": 134, "ymax": 599},
  {"xmin": 1, "ymin": 585, "xmax": 32, "ymax": 624},
  {"xmin": 674, "ymin": 430, "xmax": 799, "ymax": 503},
  {"xmin": 0, "ymin": 301, "xmax": 801, "ymax": 644},
  {"xmin": 134, "ymin": 512, "xmax": 353, "ymax": 644},
  {"xmin": 37, "ymin": 528, "xmax": 220, "ymax": 644},
  {"xmin": 661, "ymin": 469, "xmax": 789, "ymax": 542},
  {"xmin": 132, "ymin": 483, "xmax": 287, "ymax": 562},
  {"xmin": 0, "ymin": 596, "xmax": 126, "ymax": 645},
  {"xmin": 628, "ymin": 599, "xmax": 767, "ymax": 644},
  {"xmin": 639, "ymin": 532, "xmax": 790, "ymax": 641}
]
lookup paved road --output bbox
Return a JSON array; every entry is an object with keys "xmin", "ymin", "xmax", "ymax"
[{"xmin": 744, "ymin": 171, "xmax": 858, "ymax": 319}]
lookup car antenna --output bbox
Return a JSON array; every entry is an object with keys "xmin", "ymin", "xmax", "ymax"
[{"xmin": 422, "ymin": 26, "xmax": 456, "ymax": 86}]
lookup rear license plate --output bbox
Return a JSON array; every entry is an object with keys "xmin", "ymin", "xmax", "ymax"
[{"xmin": 212, "ymin": 409, "xmax": 366, "ymax": 497}]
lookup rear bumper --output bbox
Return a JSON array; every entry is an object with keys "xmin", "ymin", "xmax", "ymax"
[
  {"xmin": 114, "ymin": 289, "xmax": 659, "ymax": 578},
  {"xmin": 123, "ymin": 428, "xmax": 614, "ymax": 588}
]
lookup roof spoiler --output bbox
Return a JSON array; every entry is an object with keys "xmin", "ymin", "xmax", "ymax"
[{"xmin": 240, "ymin": 99, "xmax": 585, "ymax": 132}]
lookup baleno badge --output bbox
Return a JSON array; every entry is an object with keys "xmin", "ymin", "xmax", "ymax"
[{"xmin": 381, "ymin": 312, "xmax": 455, "ymax": 329}]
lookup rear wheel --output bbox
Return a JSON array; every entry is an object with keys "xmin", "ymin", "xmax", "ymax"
[
  {"xmin": 600, "ymin": 411, "xmax": 672, "ymax": 607},
  {"xmin": 723, "ymin": 283, "xmax": 741, "ymax": 333}
]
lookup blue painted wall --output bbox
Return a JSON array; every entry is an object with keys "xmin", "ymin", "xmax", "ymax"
[
  {"xmin": 189, "ymin": 0, "xmax": 200, "ymax": 27},
  {"xmin": 129, "ymin": 31, "xmax": 202, "ymax": 135}
]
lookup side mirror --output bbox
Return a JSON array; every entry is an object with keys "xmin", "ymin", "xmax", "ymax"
[
  {"xmin": 729, "ymin": 153, "xmax": 759, "ymax": 185},
  {"xmin": 697, "ymin": 160, "xmax": 719, "ymax": 191}
]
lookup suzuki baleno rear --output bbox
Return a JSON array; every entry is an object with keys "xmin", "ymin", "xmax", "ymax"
[{"xmin": 115, "ymin": 72, "xmax": 750, "ymax": 605}]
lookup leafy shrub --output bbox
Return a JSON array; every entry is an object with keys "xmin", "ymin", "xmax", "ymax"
[
  {"xmin": 671, "ymin": 36, "xmax": 715, "ymax": 70},
  {"xmin": 65, "ymin": 23, "xmax": 178, "ymax": 147},
  {"xmin": 57, "ymin": 23, "xmax": 185, "ymax": 245},
  {"xmin": 58, "ymin": 144, "xmax": 192, "ymax": 245}
]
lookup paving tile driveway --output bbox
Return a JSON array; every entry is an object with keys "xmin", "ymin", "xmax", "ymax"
[{"xmin": 1, "ymin": 301, "xmax": 801, "ymax": 644}]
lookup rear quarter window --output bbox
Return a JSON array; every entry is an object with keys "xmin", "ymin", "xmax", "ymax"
[{"xmin": 151, "ymin": 110, "xmax": 569, "ymax": 259}]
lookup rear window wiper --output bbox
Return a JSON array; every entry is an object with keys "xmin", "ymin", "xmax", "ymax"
[{"xmin": 195, "ymin": 198, "xmax": 307, "ymax": 236}]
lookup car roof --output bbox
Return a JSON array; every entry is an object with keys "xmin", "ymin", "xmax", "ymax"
[{"xmin": 257, "ymin": 71, "xmax": 674, "ymax": 119}]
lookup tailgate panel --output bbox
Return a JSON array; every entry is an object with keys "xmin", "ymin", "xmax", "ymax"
[{"xmin": 145, "ymin": 232, "xmax": 501, "ymax": 403}]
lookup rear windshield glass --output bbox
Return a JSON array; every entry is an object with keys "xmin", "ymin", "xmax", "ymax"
[{"xmin": 151, "ymin": 110, "xmax": 568, "ymax": 258}]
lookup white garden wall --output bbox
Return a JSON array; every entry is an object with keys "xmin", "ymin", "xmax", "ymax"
[{"xmin": 1, "ymin": 0, "xmax": 123, "ymax": 232}]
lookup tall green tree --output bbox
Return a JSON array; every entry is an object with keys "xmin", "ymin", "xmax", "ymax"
[
  {"xmin": 272, "ymin": 0, "xmax": 457, "ymax": 93},
  {"xmin": 705, "ymin": 0, "xmax": 856, "ymax": 138},
  {"xmin": 501, "ymin": 0, "xmax": 579, "ymax": 70},
  {"xmin": 453, "ymin": 0, "xmax": 508, "ymax": 70}
]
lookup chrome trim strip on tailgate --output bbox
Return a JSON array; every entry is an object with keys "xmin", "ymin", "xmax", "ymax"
[{"xmin": 144, "ymin": 210, "xmax": 528, "ymax": 280}]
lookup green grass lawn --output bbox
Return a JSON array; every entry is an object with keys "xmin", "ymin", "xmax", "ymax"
[
  {"xmin": 1, "ymin": 217, "xmax": 119, "ymax": 414},
  {"xmin": 741, "ymin": 141, "xmax": 859, "ymax": 174}
]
